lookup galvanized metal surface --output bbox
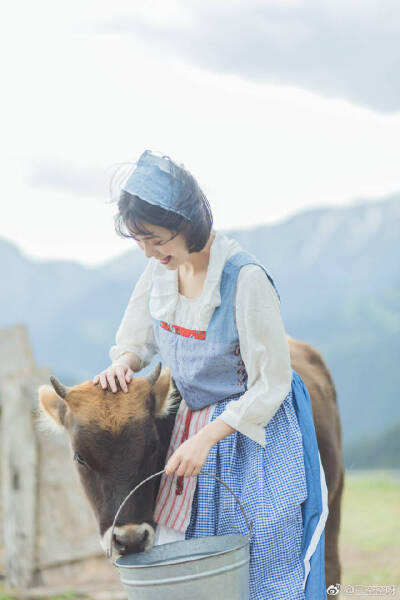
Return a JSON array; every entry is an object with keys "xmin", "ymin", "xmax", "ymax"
[
  {"xmin": 116, "ymin": 534, "xmax": 250, "ymax": 600},
  {"xmin": 109, "ymin": 470, "xmax": 252, "ymax": 599}
]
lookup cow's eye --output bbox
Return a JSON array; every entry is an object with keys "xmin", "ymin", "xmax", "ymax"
[{"xmin": 74, "ymin": 451, "xmax": 89, "ymax": 467}]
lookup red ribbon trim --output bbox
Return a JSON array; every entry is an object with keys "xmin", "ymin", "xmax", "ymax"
[{"xmin": 161, "ymin": 320, "xmax": 206, "ymax": 340}]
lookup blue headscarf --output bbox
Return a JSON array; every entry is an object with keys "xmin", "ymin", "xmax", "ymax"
[{"xmin": 121, "ymin": 150, "xmax": 202, "ymax": 222}]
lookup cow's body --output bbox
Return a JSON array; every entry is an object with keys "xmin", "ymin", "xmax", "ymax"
[{"xmin": 38, "ymin": 337, "xmax": 343, "ymax": 589}]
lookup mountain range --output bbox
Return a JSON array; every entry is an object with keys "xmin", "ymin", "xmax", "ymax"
[{"xmin": 1, "ymin": 192, "xmax": 399, "ymax": 462}]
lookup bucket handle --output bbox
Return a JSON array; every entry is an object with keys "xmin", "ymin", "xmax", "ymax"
[{"xmin": 107, "ymin": 469, "xmax": 253, "ymax": 559}]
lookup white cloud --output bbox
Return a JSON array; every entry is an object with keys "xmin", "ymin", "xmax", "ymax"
[
  {"xmin": 2, "ymin": 0, "xmax": 400, "ymax": 266},
  {"xmin": 102, "ymin": 0, "xmax": 400, "ymax": 113}
]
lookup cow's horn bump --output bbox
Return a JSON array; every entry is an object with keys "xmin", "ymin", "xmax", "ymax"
[
  {"xmin": 146, "ymin": 362, "xmax": 162, "ymax": 386},
  {"xmin": 50, "ymin": 376, "xmax": 70, "ymax": 399}
]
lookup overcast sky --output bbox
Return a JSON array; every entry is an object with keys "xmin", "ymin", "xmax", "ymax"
[{"xmin": 2, "ymin": 0, "xmax": 400, "ymax": 266}]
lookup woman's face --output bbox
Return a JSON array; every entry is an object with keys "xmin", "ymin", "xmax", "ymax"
[{"xmin": 129, "ymin": 222, "xmax": 189, "ymax": 270}]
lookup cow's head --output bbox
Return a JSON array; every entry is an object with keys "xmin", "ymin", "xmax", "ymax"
[{"xmin": 38, "ymin": 363, "xmax": 179, "ymax": 558}]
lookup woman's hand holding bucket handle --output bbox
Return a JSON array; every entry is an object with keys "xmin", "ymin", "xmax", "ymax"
[{"xmin": 165, "ymin": 419, "xmax": 236, "ymax": 477}]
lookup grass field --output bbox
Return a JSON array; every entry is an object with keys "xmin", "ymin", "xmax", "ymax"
[
  {"xmin": 1, "ymin": 469, "xmax": 399, "ymax": 599},
  {"xmin": 337, "ymin": 469, "xmax": 400, "ymax": 599}
]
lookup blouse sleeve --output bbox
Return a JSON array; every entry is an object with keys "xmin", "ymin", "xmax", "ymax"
[
  {"xmin": 216, "ymin": 264, "xmax": 292, "ymax": 447},
  {"xmin": 109, "ymin": 259, "xmax": 159, "ymax": 369}
]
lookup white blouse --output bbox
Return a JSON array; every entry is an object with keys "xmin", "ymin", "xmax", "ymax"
[{"xmin": 109, "ymin": 229, "xmax": 292, "ymax": 447}]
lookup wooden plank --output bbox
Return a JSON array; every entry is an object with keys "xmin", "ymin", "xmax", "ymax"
[{"xmin": 1, "ymin": 374, "xmax": 38, "ymax": 587}]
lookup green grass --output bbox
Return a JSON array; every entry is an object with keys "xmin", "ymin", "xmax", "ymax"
[
  {"xmin": 47, "ymin": 592, "xmax": 78, "ymax": 600},
  {"xmin": 339, "ymin": 470, "xmax": 400, "ymax": 592},
  {"xmin": 0, "ymin": 587, "xmax": 78, "ymax": 600}
]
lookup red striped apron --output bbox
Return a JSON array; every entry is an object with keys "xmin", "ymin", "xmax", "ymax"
[{"xmin": 153, "ymin": 399, "xmax": 214, "ymax": 533}]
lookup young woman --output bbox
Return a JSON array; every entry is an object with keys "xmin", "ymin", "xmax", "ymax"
[{"xmin": 93, "ymin": 149, "xmax": 328, "ymax": 599}]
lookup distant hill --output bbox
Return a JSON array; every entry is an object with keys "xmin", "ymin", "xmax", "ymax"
[
  {"xmin": 344, "ymin": 421, "xmax": 400, "ymax": 469},
  {"xmin": 225, "ymin": 193, "xmax": 400, "ymax": 447},
  {"xmin": 1, "ymin": 192, "xmax": 399, "ymax": 451}
]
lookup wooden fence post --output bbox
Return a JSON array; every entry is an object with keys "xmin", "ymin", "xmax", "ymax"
[
  {"xmin": 1, "ymin": 373, "xmax": 38, "ymax": 587},
  {"xmin": 0, "ymin": 323, "xmax": 38, "ymax": 588}
]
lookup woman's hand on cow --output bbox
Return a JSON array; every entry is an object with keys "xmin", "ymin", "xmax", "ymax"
[{"xmin": 92, "ymin": 364, "xmax": 134, "ymax": 393}]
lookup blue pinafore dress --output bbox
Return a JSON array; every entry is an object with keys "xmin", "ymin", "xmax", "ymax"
[{"xmin": 151, "ymin": 250, "xmax": 328, "ymax": 600}]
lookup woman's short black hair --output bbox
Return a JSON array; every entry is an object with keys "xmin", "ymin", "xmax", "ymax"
[{"xmin": 111, "ymin": 159, "xmax": 213, "ymax": 254}]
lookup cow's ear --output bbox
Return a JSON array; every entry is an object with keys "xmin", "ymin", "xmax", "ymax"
[
  {"xmin": 37, "ymin": 385, "xmax": 68, "ymax": 431},
  {"xmin": 151, "ymin": 368, "xmax": 177, "ymax": 417}
]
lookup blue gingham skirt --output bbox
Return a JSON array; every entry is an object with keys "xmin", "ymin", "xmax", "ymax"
[{"xmin": 185, "ymin": 388, "xmax": 308, "ymax": 600}]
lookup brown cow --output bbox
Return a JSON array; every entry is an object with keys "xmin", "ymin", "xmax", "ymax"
[
  {"xmin": 38, "ymin": 363, "xmax": 181, "ymax": 555},
  {"xmin": 38, "ymin": 338, "xmax": 343, "ymax": 589}
]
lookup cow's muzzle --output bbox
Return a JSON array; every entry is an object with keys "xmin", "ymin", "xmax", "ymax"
[{"xmin": 101, "ymin": 523, "xmax": 155, "ymax": 557}]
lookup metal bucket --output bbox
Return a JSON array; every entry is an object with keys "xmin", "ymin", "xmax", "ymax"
[{"xmin": 108, "ymin": 470, "xmax": 253, "ymax": 600}]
